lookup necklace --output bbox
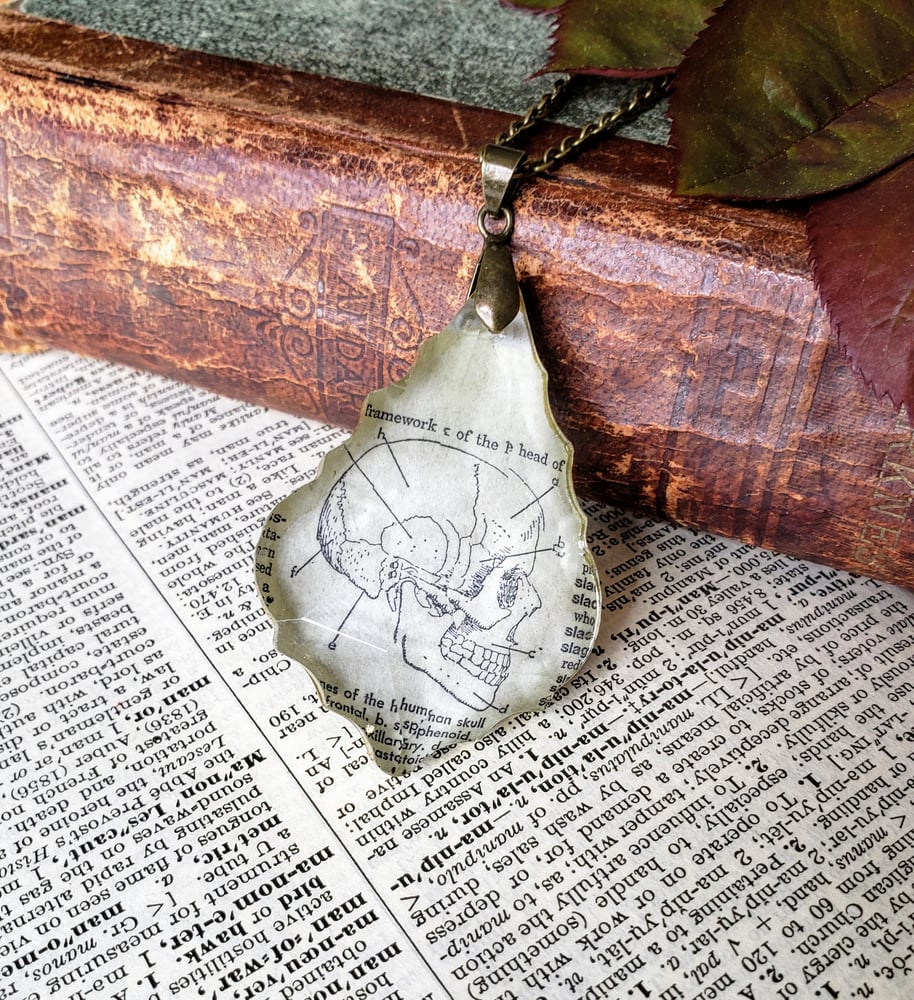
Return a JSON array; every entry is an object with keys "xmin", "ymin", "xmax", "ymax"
[{"xmin": 255, "ymin": 76, "xmax": 670, "ymax": 776}]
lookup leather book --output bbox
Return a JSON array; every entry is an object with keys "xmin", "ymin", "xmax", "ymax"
[{"xmin": 1, "ymin": 11, "xmax": 912, "ymax": 589}]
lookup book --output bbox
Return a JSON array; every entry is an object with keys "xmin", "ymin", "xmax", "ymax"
[
  {"xmin": 1, "ymin": 10, "xmax": 912, "ymax": 590},
  {"xmin": 3, "ymin": 342, "xmax": 914, "ymax": 999}
]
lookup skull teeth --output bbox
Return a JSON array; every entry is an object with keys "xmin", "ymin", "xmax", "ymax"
[{"xmin": 440, "ymin": 625, "xmax": 510, "ymax": 688}]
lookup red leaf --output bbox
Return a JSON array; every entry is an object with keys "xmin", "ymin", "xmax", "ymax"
[{"xmin": 808, "ymin": 156, "xmax": 914, "ymax": 410}]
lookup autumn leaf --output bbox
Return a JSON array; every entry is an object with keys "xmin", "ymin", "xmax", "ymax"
[
  {"xmin": 808, "ymin": 156, "xmax": 914, "ymax": 411},
  {"xmin": 505, "ymin": 0, "xmax": 719, "ymax": 76},
  {"xmin": 672, "ymin": 0, "xmax": 914, "ymax": 199}
]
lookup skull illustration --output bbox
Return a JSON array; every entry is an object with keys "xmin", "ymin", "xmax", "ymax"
[{"xmin": 317, "ymin": 439, "xmax": 544, "ymax": 710}]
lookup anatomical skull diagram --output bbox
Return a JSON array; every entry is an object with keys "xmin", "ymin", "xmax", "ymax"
[{"xmin": 316, "ymin": 440, "xmax": 544, "ymax": 711}]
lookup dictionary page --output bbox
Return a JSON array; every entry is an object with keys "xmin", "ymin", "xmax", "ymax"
[{"xmin": 2, "ymin": 349, "xmax": 914, "ymax": 1000}]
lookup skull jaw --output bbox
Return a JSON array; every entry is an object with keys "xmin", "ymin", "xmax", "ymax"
[{"xmin": 395, "ymin": 585, "xmax": 509, "ymax": 713}]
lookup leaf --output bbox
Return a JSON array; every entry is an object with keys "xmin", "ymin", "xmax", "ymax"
[
  {"xmin": 807, "ymin": 156, "xmax": 914, "ymax": 410},
  {"xmin": 505, "ymin": 0, "xmax": 720, "ymax": 76},
  {"xmin": 672, "ymin": 0, "xmax": 914, "ymax": 199}
]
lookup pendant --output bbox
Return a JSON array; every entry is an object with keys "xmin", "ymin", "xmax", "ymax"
[{"xmin": 255, "ymin": 148, "xmax": 600, "ymax": 775}]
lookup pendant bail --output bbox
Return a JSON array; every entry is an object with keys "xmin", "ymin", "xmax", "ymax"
[
  {"xmin": 471, "ymin": 145, "xmax": 526, "ymax": 334},
  {"xmin": 480, "ymin": 144, "xmax": 526, "ymax": 218}
]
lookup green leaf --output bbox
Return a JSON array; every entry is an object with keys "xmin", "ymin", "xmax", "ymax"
[
  {"xmin": 505, "ymin": 0, "xmax": 720, "ymax": 76},
  {"xmin": 808, "ymin": 156, "xmax": 914, "ymax": 410},
  {"xmin": 672, "ymin": 0, "xmax": 914, "ymax": 199}
]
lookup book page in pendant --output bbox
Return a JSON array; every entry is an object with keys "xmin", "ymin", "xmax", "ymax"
[{"xmin": 2, "ymin": 348, "xmax": 914, "ymax": 999}]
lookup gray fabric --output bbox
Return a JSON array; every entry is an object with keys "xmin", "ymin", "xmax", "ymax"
[{"xmin": 19, "ymin": 0, "xmax": 669, "ymax": 143}]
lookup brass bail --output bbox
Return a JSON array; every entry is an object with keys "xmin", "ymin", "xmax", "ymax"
[
  {"xmin": 472, "ymin": 145, "xmax": 525, "ymax": 333},
  {"xmin": 480, "ymin": 144, "xmax": 525, "ymax": 217}
]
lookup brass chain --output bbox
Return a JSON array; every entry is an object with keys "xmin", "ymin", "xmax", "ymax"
[
  {"xmin": 494, "ymin": 74, "xmax": 673, "ymax": 182},
  {"xmin": 493, "ymin": 75, "xmax": 572, "ymax": 149}
]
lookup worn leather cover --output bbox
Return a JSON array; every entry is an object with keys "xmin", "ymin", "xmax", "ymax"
[{"xmin": 1, "ymin": 11, "xmax": 912, "ymax": 588}]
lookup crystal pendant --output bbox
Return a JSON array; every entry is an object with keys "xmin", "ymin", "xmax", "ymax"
[{"xmin": 255, "ymin": 291, "xmax": 600, "ymax": 775}]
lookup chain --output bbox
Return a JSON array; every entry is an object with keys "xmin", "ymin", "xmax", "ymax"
[
  {"xmin": 494, "ymin": 74, "xmax": 673, "ymax": 182},
  {"xmin": 475, "ymin": 75, "xmax": 671, "ymax": 329},
  {"xmin": 494, "ymin": 75, "xmax": 572, "ymax": 148}
]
